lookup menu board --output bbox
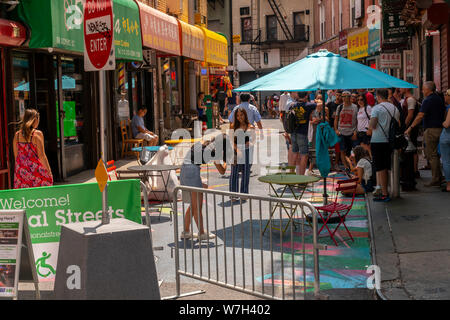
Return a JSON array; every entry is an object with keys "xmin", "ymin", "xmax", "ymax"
[{"xmin": 0, "ymin": 211, "xmax": 24, "ymax": 298}]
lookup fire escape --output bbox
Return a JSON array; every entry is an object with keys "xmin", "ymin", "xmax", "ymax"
[
  {"xmin": 267, "ymin": 0, "xmax": 293, "ymax": 41},
  {"xmin": 207, "ymin": 0, "xmax": 224, "ymax": 11}
]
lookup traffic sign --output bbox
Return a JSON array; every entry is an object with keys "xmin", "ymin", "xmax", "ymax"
[
  {"xmin": 84, "ymin": 0, "xmax": 115, "ymax": 71},
  {"xmin": 95, "ymin": 159, "xmax": 108, "ymax": 193},
  {"xmin": 232, "ymin": 35, "xmax": 241, "ymax": 43}
]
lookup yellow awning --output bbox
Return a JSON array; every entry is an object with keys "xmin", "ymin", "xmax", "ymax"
[
  {"xmin": 200, "ymin": 27, "xmax": 228, "ymax": 66},
  {"xmin": 178, "ymin": 20, "xmax": 204, "ymax": 61}
]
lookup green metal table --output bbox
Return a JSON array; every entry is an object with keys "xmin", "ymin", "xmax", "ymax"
[{"xmin": 258, "ymin": 174, "xmax": 320, "ymax": 234}]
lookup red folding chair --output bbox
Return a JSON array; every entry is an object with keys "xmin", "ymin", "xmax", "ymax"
[
  {"xmin": 315, "ymin": 177, "xmax": 358, "ymax": 246},
  {"xmin": 106, "ymin": 160, "xmax": 118, "ymax": 181}
]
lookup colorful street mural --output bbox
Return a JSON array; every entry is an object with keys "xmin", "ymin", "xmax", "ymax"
[{"xmin": 257, "ymin": 173, "xmax": 372, "ymax": 293}]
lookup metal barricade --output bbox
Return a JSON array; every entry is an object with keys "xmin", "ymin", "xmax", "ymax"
[{"xmin": 166, "ymin": 186, "xmax": 326, "ymax": 300}]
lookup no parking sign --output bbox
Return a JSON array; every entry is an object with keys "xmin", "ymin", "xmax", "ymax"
[{"xmin": 84, "ymin": 0, "xmax": 115, "ymax": 71}]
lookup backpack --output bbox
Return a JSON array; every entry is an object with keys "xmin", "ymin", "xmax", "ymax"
[
  {"xmin": 379, "ymin": 103, "xmax": 408, "ymax": 150},
  {"xmin": 285, "ymin": 102, "xmax": 301, "ymax": 134}
]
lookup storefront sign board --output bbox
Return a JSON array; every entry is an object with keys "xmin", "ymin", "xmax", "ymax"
[
  {"xmin": 0, "ymin": 180, "xmax": 141, "ymax": 282},
  {"xmin": 348, "ymin": 29, "xmax": 369, "ymax": 60}
]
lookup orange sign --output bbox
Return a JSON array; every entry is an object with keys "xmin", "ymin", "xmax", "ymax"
[
  {"xmin": 95, "ymin": 159, "xmax": 108, "ymax": 193},
  {"xmin": 178, "ymin": 20, "xmax": 204, "ymax": 61}
]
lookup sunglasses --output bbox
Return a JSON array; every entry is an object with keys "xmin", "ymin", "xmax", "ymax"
[{"xmin": 342, "ymin": 95, "xmax": 350, "ymax": 98}]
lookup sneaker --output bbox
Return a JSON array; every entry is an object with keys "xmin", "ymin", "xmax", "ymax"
[
  {"xmin": 180, "ymin": 231, "xmax": 197, "ymax": 240},
  {"xmin": 373, "ymin": 195, "xmax": 391, "ymax": 202},
  {"xmin": 372, "ymin": 187, "xmax": 382, "ymax": 197},
  {"xmin": 197, "ymin": 232, "xmax": 216, "ymax": 241}
]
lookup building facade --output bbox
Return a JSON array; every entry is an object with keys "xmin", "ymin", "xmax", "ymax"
[{"xmin": 222, "ymin": 0, "xmax": 314, "ymax": 103}]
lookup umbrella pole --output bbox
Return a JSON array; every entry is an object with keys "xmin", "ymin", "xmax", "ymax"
[{"xmin": 320, "ymin": 89, "xmax": 328, "ymax": 206}]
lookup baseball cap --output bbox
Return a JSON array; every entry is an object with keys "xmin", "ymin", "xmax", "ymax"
[{"xmin": 342, "ymin": 91, "xmax": 351, "ymax": 96}]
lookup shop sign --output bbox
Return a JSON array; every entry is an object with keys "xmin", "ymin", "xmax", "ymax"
[
  {"xmin": 368, "ymin": 28, "xmax": 380, "ymax": 55},
  {"xmin": 0, "ymin": 180, "xmax": 141, "ymax": 282},
  {"xmin": 202, "ymin": 27, "xmax": 228, "ymax": 66},
  {"xmin": 347, "ymin": 29, "xmax": 369, "ymax": 60},
  {"xmin": 403, "ymin": 50, "xmax": 414, "ymax": 80},
  {"xmin": 138, "ymin": 2, "xmax": 180, "ymax": 56},
  {"xmin": 83, "ymin": 0, "xmax": 115, "ymax": 71},
  {"xmin": 113, "ymin": 0, "xmax": 143, "ymax": 61},
  {"xmin": 380, "ymin": 53, "xmax": 401, "ymax": 69},
  {"xmin": 381, "ymin": 0, "xmax": 409, "ymax": 48},
  {"xmin": 17, "ymin": 0, "xmax": 142, "ymax": 60},
  {"xmin": 179, "ymin": 20, "xmax": 203, "ymax": 61}
]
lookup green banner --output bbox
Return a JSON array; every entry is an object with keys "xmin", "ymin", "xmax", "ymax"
[
  {"xmin": 14, "ymin": 0, "xmax": 142, "ymax": 61},
  {"xmin": 113, "ymin": 0, "xmax": 143, "ymax": 61},
  {"xmin": 0, "ymin": 180, "xmax": 142, "ymax": 281}
]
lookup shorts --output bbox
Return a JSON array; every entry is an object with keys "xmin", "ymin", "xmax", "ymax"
[
  {"xmin": 180, "ymin": 164, "xmax": 203, "ymax": 202},
  {"xmin": 371, "ymin": 143, "xmax": 392, "ymax": 172},
  {"xmin": 356, "ymin": 131, "xmax": 371, "ymax": 145},
  {"xmin": 291, "ymin": 132, "xmax": 309, "ymax": 155},
  {"xmin": 339, "ymin": 134, "xmax": 355, "ymax": 156}
]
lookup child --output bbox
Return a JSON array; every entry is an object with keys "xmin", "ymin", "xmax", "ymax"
[{"xmin": 347, "ymin": 146, "xmax": 375, "ymax": 195}]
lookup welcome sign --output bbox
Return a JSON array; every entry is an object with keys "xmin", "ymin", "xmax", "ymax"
[{"xmin": 0, "ymin": 180, "xmax": 141, "ymax": 281}]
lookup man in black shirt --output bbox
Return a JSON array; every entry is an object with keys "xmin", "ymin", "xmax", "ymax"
[{"xmin": 406, "ymin": 81, "xmax": 446, "ymax": 186}]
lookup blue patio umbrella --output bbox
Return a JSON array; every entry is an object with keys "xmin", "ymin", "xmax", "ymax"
[
  {"xmin": 234, "ymin": 50, "xmax": 416, "ymax": 92},
  {"xmin": 235, "ymin": 50, "xmax": 417, "ymax": 204},
  {"xmin": 14, "ymin": 75, "xmax": 76, "ymax": 91}
]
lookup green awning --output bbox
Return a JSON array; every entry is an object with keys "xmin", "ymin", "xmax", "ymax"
[{"xmin": 14, "ymin": 0, "xmax": 142, "ymax": 61}]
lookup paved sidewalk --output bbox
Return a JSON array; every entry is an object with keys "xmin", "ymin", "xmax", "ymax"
[{"xmin": 369, "ymin": 171, "xmax": 450, "ymax": 300}]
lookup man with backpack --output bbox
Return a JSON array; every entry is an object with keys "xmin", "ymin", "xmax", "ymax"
[
  {"xmin": 286, "ymin": 91, "xmax": 317, "ymax": 175},
  {"xmin": 369, "ymin": 88, "xmax": 401, "ymax": 202}
]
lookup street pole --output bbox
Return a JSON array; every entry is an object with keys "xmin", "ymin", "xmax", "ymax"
[{"xmin": 99, "ymin": 70, "xmax": 109, "ymax": 225}]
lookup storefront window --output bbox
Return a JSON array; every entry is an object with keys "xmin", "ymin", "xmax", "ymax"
[
  {"xmin": 12, "ymin": 53, "xmax": 31, "ymax": 121},
  {"xmin": 55, "ymin": 57, "xmax": 85, "ymax": 145}
]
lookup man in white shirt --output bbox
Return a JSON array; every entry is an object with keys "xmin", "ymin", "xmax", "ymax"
[{"xmin": 369, "ymin": 88, "xmax": 400, "ymax": 202}]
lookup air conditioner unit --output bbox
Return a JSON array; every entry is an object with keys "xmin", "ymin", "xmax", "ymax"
[{"xmin": 195, "ymin": 13, "xmax": 206, "ymax": 25}]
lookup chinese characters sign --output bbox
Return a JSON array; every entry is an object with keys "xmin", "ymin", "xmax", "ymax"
[
  {"xmin": 201, "ymin": 27, "xmax": 228, "ymax": 66},
  {"xmin": 382, "ymin": 0, "xmax": 409, "ymax": 48},
  {"xmin": 179, "ymin": 20, "xmax": 204, "ymax": 61},
  {"xmin": 347, "ymin": 29, "xmax": 369, "ymax": 61},
  {"xmin": 380, "ymin": 53, "xmax": 401, "ymax": 69},
  {"xmin": 138, "ymin": 2, "xmax": 180, "ymax": 56}
]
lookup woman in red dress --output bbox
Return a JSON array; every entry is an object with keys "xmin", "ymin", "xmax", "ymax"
[{"xmin": 13, "ymin": 109, "xmax": 53, "ymax": 188}]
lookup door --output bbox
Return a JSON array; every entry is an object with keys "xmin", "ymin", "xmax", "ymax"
[{"xmin": 0, "ymin": 48, "xmax": 10, "ymax": 189}]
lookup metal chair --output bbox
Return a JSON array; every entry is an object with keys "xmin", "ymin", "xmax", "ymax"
[{"xmin": 315, "ymin": 177, "xmax": 358, "ymax": 246}]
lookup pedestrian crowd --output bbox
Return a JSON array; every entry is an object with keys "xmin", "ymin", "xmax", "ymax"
[{"xmin": 276, "ymin": 82, "xmax": 449, "ymax": 201}]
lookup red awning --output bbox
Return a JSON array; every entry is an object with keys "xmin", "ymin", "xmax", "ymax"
[
  {"xmin": 0, "ymin": 19, "xmax": 27, "ymax": 47},
  {"xmin": 136, "ymin": 2, "xmax": 180, "ymax": 55}
]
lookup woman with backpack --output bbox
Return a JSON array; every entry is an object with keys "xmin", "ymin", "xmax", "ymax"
[{"xmin": 356, "ymin": 94, "xmax": 372, "ymax": 158}]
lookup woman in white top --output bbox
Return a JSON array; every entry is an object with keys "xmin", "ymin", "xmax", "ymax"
[
  {"xmin": 346, "ymin": 146, "xmax": 374, "ymax": 195},
  {"xmin": 356, "ymin": 94, "xmax": 372, "ymax": 158}
]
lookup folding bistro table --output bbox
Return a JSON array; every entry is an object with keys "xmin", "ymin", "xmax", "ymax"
[
  {"xmin": 131, "ymin": 146, "xmax": 174, "ymax": 165},
  {"xmin": 127, "ymin": 164, "xmax": 181, "ymax": 220},
  {"xmin": 258, "ymin": 174, "xmax": 320, "ymax": 234}
]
